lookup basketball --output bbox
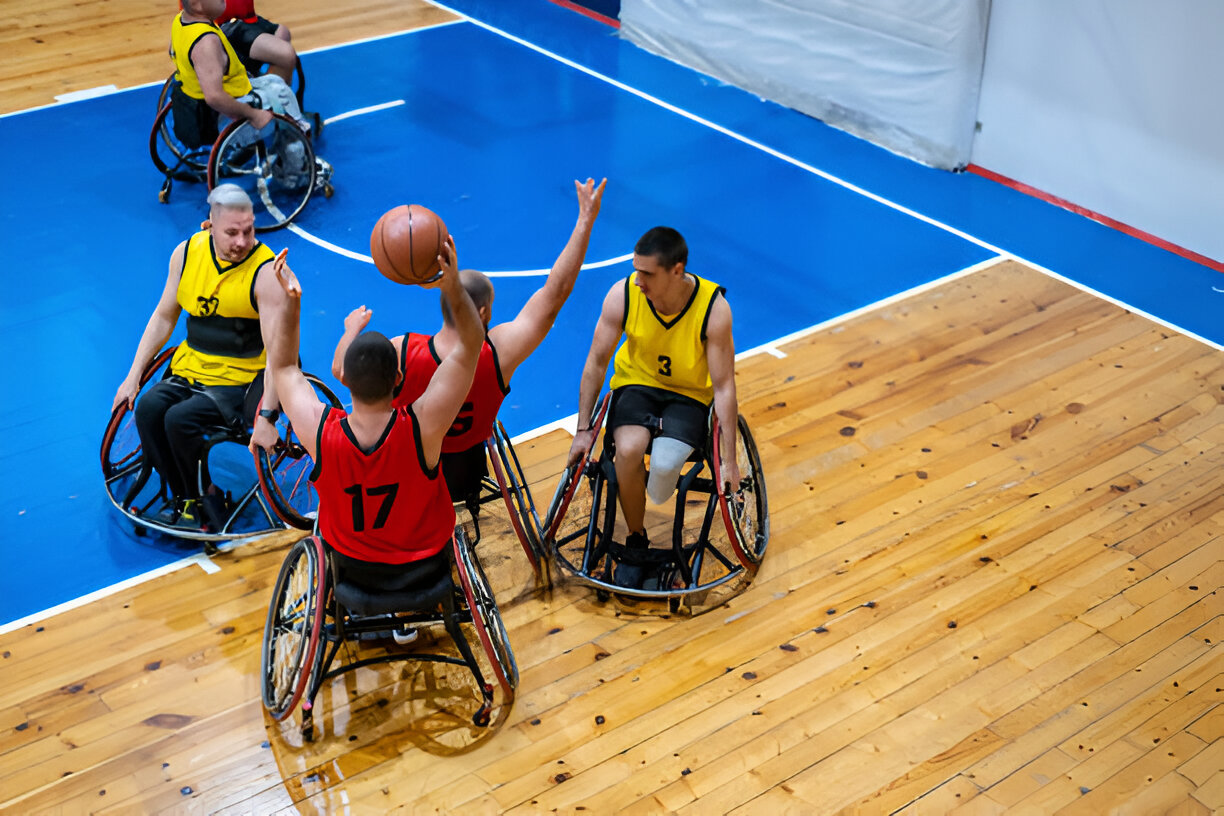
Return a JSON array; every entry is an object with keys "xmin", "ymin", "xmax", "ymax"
[{"xmin": 369, "ymin": 204, "xmax": 449, "ymax": 285}]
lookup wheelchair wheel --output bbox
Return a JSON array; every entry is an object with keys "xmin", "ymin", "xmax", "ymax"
[
  {"xmin": 712, "ymin": 414, "xmax": 769, "ymax": 569},
  {"xmin": 150, "ymin": 102, "xmax": 210, "ymax": 187},
  {"xmin": 254, "ymin": 374, "xmax": 343, "ymax": 530},
  {"xmin": 261, "ymin": 536, "xmax": 327, "ymax": 721},
  {"xmin": 486, "ymin": 421, "xmax": 548, "ymax": 580},
  {"xmin": 543, "ymin": 393, "xmax": 610, "ymax": 547},
  {"xmin": 101, "ymin": 347, "xmax": 178, "ymax": 516},
  {"xmin": 452, "ymin": 532, "xmax": 518, "ymax": 702},
  {"xmin": 208, "ymin": 113, "xmax": 314, "ymax": 232}
]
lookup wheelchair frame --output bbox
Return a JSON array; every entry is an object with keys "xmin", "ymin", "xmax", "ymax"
[
  {"xmin": 261, "ymin": 531, "xmax": 517, "ymax": 741},
  {"xmin": 452, "ymin": 419, "xmax": 551, "ymax": 588},
  {"xmin": 542, "ymin": 392, "xmax": 769, "ymax": 609},
  {"xmin": 150, "ymin": 83, "xmax": 329, "ymax": 232},
  {"xmin": 101, "ymin": 344, "xmax": 342, "ymax": 549}
]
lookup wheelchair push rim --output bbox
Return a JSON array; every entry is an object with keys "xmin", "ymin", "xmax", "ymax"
[
  {"xmin": 485, "ymin": 420, "xmax": 548, "ymax": 580},
  {"xmin": 261, "ymin": 535, "xmax": 327, "ymax": 720},
  {"xmin": 711, "ymin": 413, "xmax": 770, "ymax": 570},
  {"xmin": 254, "ymin": 375, "xmax": 343, "ymax": 530},
  {"xmin": 452, "ymin": 532, "xmax": 518, "ymax": 701},
  {"xmin": 208, "ymin": 112, "xmax": 316, "ymax": 233},
  {"xmin": 542, "ymin": 392, "xmax": 611, "ymax": 546}
]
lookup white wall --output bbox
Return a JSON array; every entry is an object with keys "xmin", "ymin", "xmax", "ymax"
[
  {"xmin": 971, "ymin": 0, "xmax": 1224, "ymax": 261},
  {"xmin": 620, "ymin": 0, "xmax": 991, "ymax": 170}
]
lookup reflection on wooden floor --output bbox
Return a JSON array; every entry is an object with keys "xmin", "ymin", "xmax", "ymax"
[{"xmin": 2, "ymin": 260, "xmax": 1219, "ymax": 813}]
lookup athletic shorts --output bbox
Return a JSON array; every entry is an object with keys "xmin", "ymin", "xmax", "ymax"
[
  {"xmin": 440, "ymin": 443, "xmax": 488, "ymax": 505},
  {"xmin": 220, "ymin": 16, "xmax": 278, "ymax": 73},
  {"xmin": 607, "ymin": 384, "xmax": 708, "ymax": 450}
]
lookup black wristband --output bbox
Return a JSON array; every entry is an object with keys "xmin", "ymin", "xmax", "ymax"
[{"xmin": 258, "ymin": 407, "xmax": 281, "ymax": 423}]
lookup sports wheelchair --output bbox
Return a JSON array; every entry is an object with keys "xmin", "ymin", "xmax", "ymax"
[
  {"xmin": 101, "ymin": 344, "xmax": 342, "ymax": 552},
  {"xmin": 150, "ymin": 76, "xmax": 332, "ymax": 232},
  {"xmin": 261, "ymin": 531, "xmax": 517, "ymax": 741},
  {"xmin": 543, "ymin": 393, "xmax": 769, "ymax": 613},
  {"xmin": 449, "ymin": 419, "xmax": 552, "ymax": 592}
]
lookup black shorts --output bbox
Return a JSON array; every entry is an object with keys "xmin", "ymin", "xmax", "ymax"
[
  {"xmin": 608, "ymin": 385, "xmax": 709, "ymax": 450},
  {"xmin": 221, "ymin": 16, "xmax": 278, "ymax": 73},
  {"xmin": 331, "ymin": 543, "xmax": 449, "ymax": 593},
  {"xmin": 441, "ymin": 443, "xmax": 488, "ymax": 505}
]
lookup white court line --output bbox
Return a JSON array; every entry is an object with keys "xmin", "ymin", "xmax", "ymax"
[
  {"xmin": 0, "ymin": 19, "xmax": 462, "ymax": 119},
  {"xmin": 323, "ymin": 99, "xmax": 404, "ymax": 125},
  {"xmin": 1, "ymin": 554, "xmax": 218, "ymax": 635},
  {"xmin": 5, "ymin": 9, "xmax": 1218, "ymax": 631},
  {"xmin": 426, "ymin": 0, "xmax": 1223, "ymax": 351}
]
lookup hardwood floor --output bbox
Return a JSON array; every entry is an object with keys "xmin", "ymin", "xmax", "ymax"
[{"xmin": 2, "ymin": 259, "xmax": 1219, "ymax": 813}]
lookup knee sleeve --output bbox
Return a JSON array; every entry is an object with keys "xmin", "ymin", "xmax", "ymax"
[{"xmin": 646, "ymin": 437, "xmax": 694, "ymax": 504}]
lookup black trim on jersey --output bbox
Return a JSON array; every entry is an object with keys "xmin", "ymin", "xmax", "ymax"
[
  {"xmin": 407, "ymin": 405, "xmax": 441, "ymax": 479},
  {"xmin": 620, "ymin": 277, "xmax": 631, "ymax": 332},
  {"xmin": 340, "ymin": 410, "xmax": 397, "ymax": 456},
  {"xmin": 426, "ymin": 336, "xmax": 444, "ymax": 366},
  {"xmin": 392, "ymin": 334, "xmax": 412, "ymax": 401},
  {"xmin": 248, "ymin": 258, "xmax": 272, "ymax": 313},
  {"xmin": 185, "ymin": 313, "xmax": 263, "ymax": 357},
  {"xmin": 646, "ymin": 273, "xmax": 700, "ymax": 330},
  {"xmin": 184, "ymin": 23, "xmax": 233, "ymax": 86},
  {"xmin": 309, "ymin": 405, "xmax": 330, "ymax": 482},
  {"xmin": 699, "ymin": 285, "xmax": 727, "ymax": 342},
  {"xmin": 208, "ymin": 234, "xmax": 264, "ymax": 274},
  {"xmin": 178, "ymin": 235, "xmax": 193, "ymax": 279},
  {"xmin": 486, "ymin": 335, "xmax": 511, "ymax": 395}
]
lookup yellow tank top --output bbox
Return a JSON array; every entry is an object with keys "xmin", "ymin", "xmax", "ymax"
[
  {"xmin": 170, "ymin": 230, "xmax": 273, "ymax": 386},
  {"xmin": 610, "ymin": 274, "xmax": 725, "ymax": 404},
  {"xmin": 170, "ymin": 12, "xmax": 252, "ymax": 101}
]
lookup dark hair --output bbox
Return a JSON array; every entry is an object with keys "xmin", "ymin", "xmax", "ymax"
[
  {"xmin": 634, "ymin": 226, "xmax": 688, "ymax": 268},
  {"xmin": 344, "ymin": 332, "xmax": 398, "ymax": 402}
]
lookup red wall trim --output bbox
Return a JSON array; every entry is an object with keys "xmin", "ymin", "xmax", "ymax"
[
  {"xmin": 967, "ymin": 164, "xmax": 1223, "ymax": 273},
  {"xmin": 546, "ymin": 0, "xmax": 620, "ymax": 28}
]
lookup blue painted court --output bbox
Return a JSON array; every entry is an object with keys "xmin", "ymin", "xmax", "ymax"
[{"xmin": 0, "ymin": 1, "xmax": 1215, "ymax": 627}]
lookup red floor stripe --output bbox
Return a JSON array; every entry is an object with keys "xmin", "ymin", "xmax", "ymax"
[
  {"xmin": 546, "ymin": 0, "xmax": 620, "ymax": 28},
  {"xmin": 967, "ymin": 164, "xmax": 1223, "ymax": 273}
]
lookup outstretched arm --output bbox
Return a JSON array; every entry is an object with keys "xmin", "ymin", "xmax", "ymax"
[
  {"xmin": 566, "ymin": 281, "xmax": 624, "ymax": 466},
  {"xmin": 257, "ymin": 250, "xmax": 326, "ymax": 459},
  {"xmin": 488, "ymin": 177, "xmax": 606, "ymax": 381},
  {"xmin": 705, "ymin": 295, "xmax": 740, "ymax": 489},
  {"xmin": 414, "ymin": 238, "xmax": 482, "ymax": 468},
  {"xmin": 114, "ymin": 242, "xmax": 186, "ymax": 411}
]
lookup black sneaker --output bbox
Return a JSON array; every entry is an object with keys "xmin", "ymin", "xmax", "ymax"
[{"xmin": 613, "ymin": 531, "xmax": 650, "ymax": 590}]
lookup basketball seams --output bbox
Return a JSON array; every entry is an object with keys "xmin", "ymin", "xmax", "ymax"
[{"xmin": 375, "ymin": 219, "xmax": 408, "ymax": 284}]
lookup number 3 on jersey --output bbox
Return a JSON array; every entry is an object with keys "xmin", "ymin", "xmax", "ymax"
[
  {"xmin": 657, "ymin": 355, "xmax": 672, "ymax": 377},
  {"xmin": 342, "ymin": 482, "xmax": 399, "ymax": 531}
]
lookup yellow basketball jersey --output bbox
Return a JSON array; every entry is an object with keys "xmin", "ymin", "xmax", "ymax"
[
  {"xmin": 610, "ymin": 274, "xmax": 726, "ymax": 404},
  {"xmin": 170, "ymin": 230, "xmax": 273, "ymax": 386},
  {"xmin": 170, "ymin": 12, "xmax": 252, "ymax": 101}
]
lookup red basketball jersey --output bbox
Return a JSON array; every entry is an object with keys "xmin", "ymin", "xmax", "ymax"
[
  {"xmin": 311, "ymin": 405, "xmax": 455, "ymax": 564},
  {"xmin": 217, "ymin": 0, "xmax": 258, "ymax": 23},
  {"xmin": 392, "ymin": 333, "xmax": 510, "ymax": 453}
]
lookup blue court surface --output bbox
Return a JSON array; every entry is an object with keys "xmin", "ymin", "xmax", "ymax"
[{"xmin": 0, "ymin": 1, "xmax": 1215, "ymax": 627}]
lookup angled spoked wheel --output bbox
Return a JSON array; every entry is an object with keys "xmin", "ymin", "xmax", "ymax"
[
  {"xmin": 254, "ymin": 375, "xmax": 343, "ymax": 530},
  {"xmin": 261, "ymin": 536, "xmax": 327, "ymax": 720}
]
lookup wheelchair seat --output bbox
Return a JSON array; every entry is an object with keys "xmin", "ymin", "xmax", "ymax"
[
  {"xmin": 543, "ymin": 392, "xmax": 769, "ymax": 613},
  {"xmin": 261, "ymin": 533, "xmax": 517, "ymax": 740},
  {"xmin": 101, "ymin": 344, "xmax": 342, "ymax": 551}
]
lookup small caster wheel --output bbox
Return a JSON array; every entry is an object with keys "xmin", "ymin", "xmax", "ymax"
[
  {"xmin": 322, "ymin": 183, "xmax": 333, "ymax": 199},
  {"xmin": 595, "ymin": 588, "xmax": 610, "ymax": 603},
  {"xmin": 157, "ymin": 189, "xmax": 169, "ymax": 204},
  {"xmin": 133, "ymin": 525, "xmax": 147, "ymax": 538},
  {"xmin": 203, "ymin": 540, "xmax": 219, "ymax": 557}
]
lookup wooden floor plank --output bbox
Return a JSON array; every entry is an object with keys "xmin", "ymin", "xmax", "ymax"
[{"xmin": 3, "ymin": 255, "xmax": 1220, "ymax": 813}]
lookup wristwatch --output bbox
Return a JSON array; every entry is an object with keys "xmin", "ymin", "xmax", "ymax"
[{"xmin": 258, "ymin": 407, "xmax": 281, "ymax": 423}]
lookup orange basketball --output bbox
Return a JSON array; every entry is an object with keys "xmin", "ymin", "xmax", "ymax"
[{"xmin": 369, "ymin": 204, "xmax": 449, "ymax": 285}]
